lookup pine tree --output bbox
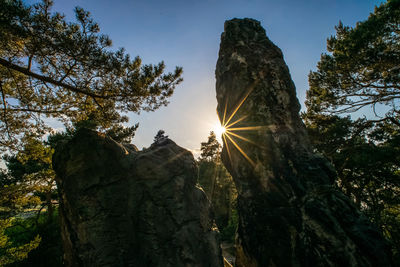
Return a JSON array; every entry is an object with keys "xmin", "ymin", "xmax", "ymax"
[
  {"xmin": 153, "ymin": 129, "xmax": 168, "ymax": 143},
  {"xmin": 306, "ymin": 0, "xmax": 400, "ymax": 127},
  {"xmin": 199, "ymin": 131, "xmax": 221, "ymax": 161},
  {"xmin": 197, "ymin": 132, "xmax": 237, "ymax": 237},
  {"xmin": 304, "ymin": 0, "xmax": 400, "ymax": 259},
  {"xmin": 0, "ymin": 136, "xmax": 55, "ymax": 265},
  {"xmin": 0, "ymin": 0, "xmax": 183, "ymax": 150}
]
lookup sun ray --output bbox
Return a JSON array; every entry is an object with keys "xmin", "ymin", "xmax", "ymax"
[
  {"xmin": 225, "ymin": 115, "xmax": 248, "ymax": 129},
  {"xmin": 222, "ymin": 133, "xmax": 232, "ymax": 162},
  {"xmin": 225, "ymin": 133, "xmax": 255, "ymax": 167},
  {"xmin": 217, "ymin": 109, "xmax": 223, "ymax": 125},
  {"xmin": 224, "ymin": 86, "xmax": 254, "ymax": 127},
  {"xmin": 222, "ymin": 99, "xmax": 228, "ymax": 125},
  {"xmin": 225, "ymin": 130, "xmax": 257, "ymax": 146},
  {"xmin": 218, "ymin": 82, "xmax": 261, "ymax": 167},
  {"xmin": 228, "ymin": 126, "xmax": 266, "ymax": 131}
]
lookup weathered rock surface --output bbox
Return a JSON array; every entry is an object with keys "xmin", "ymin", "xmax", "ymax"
[
  {"xmin": 53, "ymin": 129, "xmax": 223, "ymax": 267},
  {"xmin": 216, "ymin": 18, "xmax": 392, "ymax": 266}
]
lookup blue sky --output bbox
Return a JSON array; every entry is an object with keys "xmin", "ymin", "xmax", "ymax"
[{"xmin": 27, "ymin": 0, "xmax": 385, "ymax": 155}]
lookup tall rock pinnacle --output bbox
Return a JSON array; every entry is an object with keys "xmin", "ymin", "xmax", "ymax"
[{"xmin": 216, "ymin": 18, "xmax": 392, "ymax": 266}]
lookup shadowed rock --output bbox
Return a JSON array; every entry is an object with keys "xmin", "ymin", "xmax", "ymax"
[
  {"xmin": 53, "ymin": 129, "xmax": 223, "ymax": 267},
  {"xmin": 215, "ymin": 18, "xmax": 392, "ymax": 266}
]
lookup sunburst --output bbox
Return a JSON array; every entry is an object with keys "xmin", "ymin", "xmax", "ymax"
[
  {"xmin": 217, "ymin": 85, "xmax": 263, "ymax": 167},
  {"xmin": 213, "ymin": 123, "xmax": 226, "ymax": 137}
]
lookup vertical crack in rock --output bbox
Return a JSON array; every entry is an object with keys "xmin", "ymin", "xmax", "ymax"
[
  {"xmin": 53, "ymin": 129, "xmax": 223, "ymax": 267},
  {"xmin": 215, "ymin": 18, "xmax": 392, "ymax": 266}
]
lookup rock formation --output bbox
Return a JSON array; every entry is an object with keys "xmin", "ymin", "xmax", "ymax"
[
  {"xmin": 53, "ymin": 129, "xmax": 223, "ymax": 267},
  {"xmin": 215, "ymin": 18, "xmax": 392, "ymax": 266}
]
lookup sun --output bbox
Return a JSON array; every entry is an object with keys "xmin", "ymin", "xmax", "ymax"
[
  {"xmin": 214, "ymin": 124, "xmax": 226, "ymax": 137},
  {"xmin": 215, "ymin": 83, "xmax": 264, "ymax": 167}
]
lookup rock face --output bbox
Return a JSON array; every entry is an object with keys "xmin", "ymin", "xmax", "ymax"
[
  {"xmin": 53, "ymin": 129, "xmax": 223, "ymax": 267},
  {"xmin": 216, "ymin": 18, "xmax": 392, "ymax": 266}
]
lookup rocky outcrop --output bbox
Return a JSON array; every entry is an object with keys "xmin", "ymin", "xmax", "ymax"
[
  {"xmin": 215, "ymin": 18, "xmax": 392, "ymax": 266},
  {"xmin": 53, "ymin": 129, "xmax": 223, "ymax": 267}
]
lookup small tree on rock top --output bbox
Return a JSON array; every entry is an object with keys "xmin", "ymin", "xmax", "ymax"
[{"xmin": 153, "ymin": 130, "xmax": 168, "ymax": 143}]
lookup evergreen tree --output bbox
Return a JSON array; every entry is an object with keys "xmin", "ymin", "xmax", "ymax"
[
  {"xmin": 306, "ymin": 0, "xmax": 400, "ymax": 127},
  {"xmin": 197, "ymin": 132, "xmax": 237, "ymax": 238},
  {"xmin": 0, "ymin": 1, "xmax": 183, "ymax": 263},
  {"xmin": 304, "ymin": 1, "xmax": 400, "ymax": 260},
  {"xmin": 153, "ymin": 129, "xmax": 167, "ymax": 143},
  {"xmin": 303, "ymin": 113, "xmax": 400, "ymax": 260},
  {"xmin": 0, "ymin": 136, "xmax": 55, "ymax": 219},
  {"xmin": 0, "ymin": 0, "xmax": 183, "ymax": 150},
  {"xmin": 199, "ymin": 131, "xmax": 221, "ymax": 161},
  {"xmin": 0, "ymin": 136, "xmax": 56, "ymax": 265},
  {"xmin": 0, "ymin": 219, "xmax": 41, "ymax": 266}
]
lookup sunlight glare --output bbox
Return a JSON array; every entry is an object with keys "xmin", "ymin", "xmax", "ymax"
[
  {"xmin": 214, "ymin": 123, "xmax": 226, "ymax": 137},
  {"xmin": 216, "ymin": 83, "xmax": 263, "ymax": 167}
]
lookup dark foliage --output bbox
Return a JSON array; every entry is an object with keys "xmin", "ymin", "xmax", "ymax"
[
  {"xmin": 304, "ymin": 1, "xmax": 400, "ymax": 260},
  {"xmin": 0, "ymin": 0, "xmax": 183, "ymax": 150}
]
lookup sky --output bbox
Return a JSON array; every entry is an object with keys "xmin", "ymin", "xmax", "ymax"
[{"xmin": 26, "ymin": 0, "xmax": 385, "ymax": 156}]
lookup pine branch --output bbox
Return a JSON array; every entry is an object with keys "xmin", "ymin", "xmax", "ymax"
[{"xmin": 0, "ymin": 58, "xmax": 107, "ymax": 99}]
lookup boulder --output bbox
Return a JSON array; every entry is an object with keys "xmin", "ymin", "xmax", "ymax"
[
  {"xmin": 53, "ymin": 129, "xmax": 223, "ymax": 267},
  {"xmin": 215, "ymin": 18, "xmax": 392, "ymax": 266}
]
